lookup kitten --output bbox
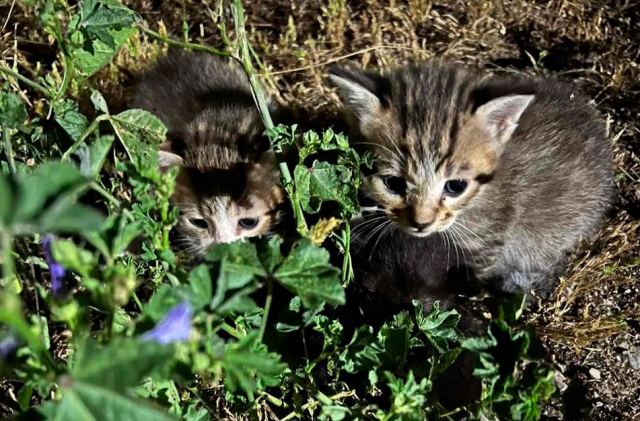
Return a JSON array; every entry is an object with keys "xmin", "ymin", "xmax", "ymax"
[
  {"xmin": 133, "ymin": 50, "xmax": 285, "ymax": 256},
  {"xmin": 330, "ymin": 61, "xmax": 613, "ymax": 293}
]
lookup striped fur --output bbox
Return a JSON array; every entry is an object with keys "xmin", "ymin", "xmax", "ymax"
[
  {"xmin": 330, "ymin": 61, "xmax": 613, "ymax": 293},
  {"xmin": 133, "ymin": 50, "xmax": 284, "ymax": 256}
]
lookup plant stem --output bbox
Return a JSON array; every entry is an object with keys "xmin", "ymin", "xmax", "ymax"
[
  {"xmin": 137, "ymin": 25, "xmax": 230, "ymax": 57},
  {"xmin": 1, "ymin": 230, "xmax": 15, "ymax": 281},
  {"xmin": 341, "ymin": 223, "xmax": 353, "ymax": 284},
  {"xmin": 258, "ymin": 278, "xmax": 273, "ymax": 341},
  {"xmin": 258, "ymin": 390, "xmax": 288, "ymax": 408},
  {"xmin": 56, "ymin": 53, "xmax": 74, "ymax": 101},
  {"xmin": 0, "ymin": 66, "xmax": 50, "ymax": 97},
  {"xmin": 230, "ymin": 0, "xmax": 273, "ymax": 128},
  {"xmin": 220, "ymin": 322, "xmax": 241, "ymax": 338},
  {"xmin": 2, "ymin": 125, "xmax": 16, "ymax": 174},
  {"xmin": 132, "ymin": 291, "xmax": 143, "ymax": 312},
  {"xmin": 230, "ymin": 0, "xmax": 308, "ymax": 235},
  {"xmin": 61, "ymin": 114, "xmax": 110, "ymax": 160},
  {"xmin": 90, "ymin": 181, "xmax": 121, "ymax": 208}
]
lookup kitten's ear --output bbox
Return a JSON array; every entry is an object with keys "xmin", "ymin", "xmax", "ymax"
[
  {"xmin": 158, "ymin": 138, "xmax": 184, "ymax": 170},
  {"xmin": 328, "ymin": 66, "xmax": 387, "ymax": 134},
  {"xmin": 474, "ymin": 95, "xmax": 534, "ymax": 145}
]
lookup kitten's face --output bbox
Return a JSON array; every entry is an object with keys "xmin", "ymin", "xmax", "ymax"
[
  {"xmin": 363, "ymin": 128, "xmax": 497, "ymax": 237},
  {"xmin": 172, "ymin": 163, "xmax": 283, "ymax": 254},
  {"xmin": 330, "ymin": 63, "xmax": 533, "ymax": 237},
  {"xmin": 159, "ymin": 112, "xmax": 284, "ymax": 256}
]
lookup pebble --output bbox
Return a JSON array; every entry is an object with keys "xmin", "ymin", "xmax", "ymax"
[
  {"xmin": 554, "ymin": 371, "xmax": 568, "ymax": 392},
  {"xmin": 627, "ymin": 347, "xmax": 640, "ymax": 370},
  {"xmin": 589, "ymin": 368, "xmax": 602, "ymax": 380}
]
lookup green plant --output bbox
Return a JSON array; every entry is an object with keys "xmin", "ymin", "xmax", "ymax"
[{"xmin": 0, "ymin": 1, "xmax": 556, "ymax": 420}]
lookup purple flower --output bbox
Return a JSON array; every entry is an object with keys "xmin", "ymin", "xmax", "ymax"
[
  {"xmin": 41, "ymin": 234, "xmax": 66, "ymax": 296},
  {"xmin": 142, "ymin": 301, "xmax": 193, "ymax": 345},
  {"xmin": 0, "ymin": 335, "xmax": 19, "ymax": 360}
]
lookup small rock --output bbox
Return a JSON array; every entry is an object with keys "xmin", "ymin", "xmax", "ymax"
[
  {"xmin": 554, "ymin": 371, "xmax": 568, "ymax": 392},
  {"xmin": 589, "ymin": 368, "xmax": 601, "ymax": 380},
  {"xmin": 627, "ymin": 347, "xmax": 640, "ymax": 370}
]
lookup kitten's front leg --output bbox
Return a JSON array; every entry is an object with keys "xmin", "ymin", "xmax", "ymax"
[
  {"xmin": 472, "ymin": 255, "xmax": 555, "ymax": 295},
  {"xmin": 498, "ymin": 270, "xmax": 545, "ymax": 293}
]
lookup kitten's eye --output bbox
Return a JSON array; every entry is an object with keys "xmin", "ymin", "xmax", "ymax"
[
  {"xmin": 443, "ymin": 179, "xmax": 468, "ymax": 197},
  {"xmin": 382, "ymin": 176, "xmax": 407, "ymax": 195},
  {"xmin": 238, "ymin": 218, "xmax": 259, "ymax": 229},
  {"xmin": 189, "ymin": 218, "xmax": 209, "ymax": 229}
]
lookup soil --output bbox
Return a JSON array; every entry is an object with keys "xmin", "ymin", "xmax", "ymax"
[{"xmin": 2, "ymin": 0, "xmax": 639, "ymax": 419}]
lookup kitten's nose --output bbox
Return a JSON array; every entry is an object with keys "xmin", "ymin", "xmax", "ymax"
[{"xmin": 411, "ymin": 219, "xmax": 433, "ymax": 231}]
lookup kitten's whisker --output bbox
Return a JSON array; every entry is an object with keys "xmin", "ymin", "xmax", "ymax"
[
  {"xmin": 442, "ymin": 231, "xmax": 451, "ymax": 268},
  {"xmin": 351, "ymin": 219, "xmax": 385, "ymax": 249},
  {"xmin": 369, "ymin": 221, "xmax": 395, "ymax": 262},
  {"xmin": 353, "ymin": 141, "xmax": 403, "ymax": 163},
  {"xmin": 359, "ymin": 219, "xmax": 389, "ymax": 252},
  {"xmin": 351, "ymin": 216, "xmax": 389, "ymax": 237},
  {"xmin": 448, "ymin": 228, "xmax": 461, "ymax": 267},
  {"xmin": 380, "ymin": 132, "xmax": 408, "ymax": 166},
  {"xmin": 454, "ymin": 222, "xmax": 488, "ymax": 248}
]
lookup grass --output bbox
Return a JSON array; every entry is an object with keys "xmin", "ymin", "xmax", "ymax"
[{"xmin": 1, "ymin": 0, "xmax": 639, "ymax": 419}]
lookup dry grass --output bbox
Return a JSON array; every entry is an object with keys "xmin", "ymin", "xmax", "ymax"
[{"xmin": 2, "ymin": 0, "xmax": 639, "ymax": 419}]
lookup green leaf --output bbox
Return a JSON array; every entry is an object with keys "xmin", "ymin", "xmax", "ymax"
[
  {"xmin": 67, "ymin": 1, "xmax": 138, "ymax": 78},
  {"xmin": 0, "ymin": 89, "xmax": 27, "ymax": 129},
  {"xmin": 414, "ymin": 301, "xmax": 461, "ymax": 352},
  {"xmin": 294, "ymin": 161, "xmax": 357, "ymax": 214},
  {"xmin": 216, "ymin": 287, "xmax": 258, "ymax": 315},
  {"xmin": 14, "ymin": 162, "xmax": 85, "ymax": 222},
  {"xmin": 0, "ymin": 172, "xmax": 13, "ymax": 223},
  {"xmin": 38, "ymin": 200, "xmax": 104, "ymax": 234},
  {"xmin": 377, "ymin": 371, "xmax": 430, "ymax": 421},
  {"xmin": 184, "ymin": 406, "xmax": 209, "ymax": 421},
  {"xmin": 51, "ymin": 381, "xmax": 176, "ymax": 421},
  {"xmin": 207, "ymin": 242, "xmax": 265, "ymax": 309},
  {"xmin": 80, "ymin": 2, "xmax": 136, "ymax": 45},
  {"xmin": 112, "ymin": 220, "xmax": 142, "ymax": 256},
  {"xmin": 90, "ymin": 90, "xmax": 109, "ymax": 114},
  {"xmin": 77, "ymin": 135, "xmax": 114, "ymax": 178},
  {"xmin": 187, "ymin": 265, "xmax": 213, "ymax": 310},
  {"xmin": 51, "ymin": 239, "xmax": 97, "ymax": 277},
  {"xmin": 72, "ymin": 337, "xmax": 173, "ymax": 392},
  {"xmin": 72, "ymin": 26, "xmax": 136, "ymax": 77},
  {"xmin": 320, "ymin": 403, "xmax": 350, "ymax": 421},
  {"xmin": 54, "ymin": 100, "xmax": 89, "ymax": 141},
  {"xmin": 274, "ymin": 239, "xmax": 344, "ymax": 308},
  {"xmin": 256, "ymin": 236, "xmax": 283, "ymax": 273},
  {"xmin": 220, "ymin": 333, "xmax": 286, "ymax": 400},
  {"xmin": 110, "ymin": 109, "xmax": 167, "ymax": 162},
  {"xmin": 137, "ymin": 379, "xmax": 181, "ymax": 415},
  {"xmin": 498, "ymin": 294, "xmax": 527, "ymax": 324},
  {"xmin": 144, "ymin": 285, "xmax": 181, "ymax": 322}
]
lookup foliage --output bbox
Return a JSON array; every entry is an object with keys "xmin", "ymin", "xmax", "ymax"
[{"xmin": 0, "ymin": 1, "xmax": 556, "ymax": 420}]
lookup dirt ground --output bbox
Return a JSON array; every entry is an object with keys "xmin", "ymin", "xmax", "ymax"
[{"xmin": 3, "ymin": 0, "xmax": 640, "ymax": 419}]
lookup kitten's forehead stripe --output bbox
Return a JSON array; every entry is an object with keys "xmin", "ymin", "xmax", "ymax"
[{"xmin": 385, "ymin": 64, "xmax": 475, "ymax": 182}]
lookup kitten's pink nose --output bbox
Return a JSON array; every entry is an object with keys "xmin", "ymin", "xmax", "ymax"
[
  {"xmin": 411, "ymin": 219, "xmax": 433, "ymax": 231},
  {"xmin": 408, "ymin": 206, "xmax": 435, "ymax": 231}
]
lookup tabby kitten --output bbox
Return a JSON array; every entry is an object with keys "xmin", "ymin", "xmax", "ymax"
[
  {"xmin": 133, "ymin": 50, "xmax": 284, "ymax": 256},
  {"xmin": 330, "ymin": 62, "xmax": 612, "ymax": 293}
]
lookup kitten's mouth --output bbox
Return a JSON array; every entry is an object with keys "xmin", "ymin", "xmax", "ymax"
[
  {"xmin": 398, "ymin": 224, "xmax": 434, "ymax": 238},
  {"xmin": 405, "ymin": 229, "xmax": 432, "ymax": 238},
  {"xmin": 397, "ymin": 218, "xmax": 455, "ymax": 238}
]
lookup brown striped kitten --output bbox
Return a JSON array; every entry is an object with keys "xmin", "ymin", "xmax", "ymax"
[
  {"xmin": 329, "ymin": 62, "xmax": 613, "ymax": 293},
  {"xmin": 133, "ymin": 50, "xmax": 284, "ymax": 256}
]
